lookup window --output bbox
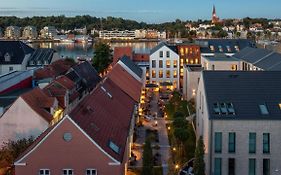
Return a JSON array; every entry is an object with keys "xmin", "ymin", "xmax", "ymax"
[
  {"xmin": 249, "ymin": 159, "xmax": 256, "ymax": 175},
  {"xmin": 166, "ymin": 60, "xmax": 171, "ymax": 68},
  {"xmin": 263, "ymin": 133, "xmax": 270, "ymax": 153},
  {"xmin": 152, "ymin": 60, "xmax": 156, "ymax": 68},
  {"xmin": 63, "ymin": 169, "xmax": 73, "ymax": 175},
  {"xmin": 231, "ymin": 64, "xmax": 238, "ymax": 71},
  {"xmin": 214, "ymin": 158, "xmax": 222, "ymax": 175},
  {"xmin": 186, "ymin": 58, "xmax": 189, "ymax": 64},
  {"xmin": 195, "ymin": 58, "xmax": 199, "ymax": 64},
  {"xmin": 173, "ymin": 60, "xmax": 177, "ymax": 68},
  {"xmin": 180, "ymin": 48, "xmax": 184, "ymax": 56},
  {"xmin": 279, "ymin": 103, "xmax": 281, "ymax": 110},
  {"xmin": 249, "ymin": 133, "xmax": 256, "ymax": 154},
  {"xmin": 166, "ymin": 51, "xmax": 170, "ymax": 58},
  {"xmin": 166, "ymin": 70, "xmax": 170, "ymax": 78},
  {"xmin": 228, "ymin": 133, "xmax": 236, "ymax": 153},
  {"xmin": 215, "ymin": 132, "xmax": 222, "ymax": 153},
  {"xmin": 159, "ymin": 60, "xmax": 163, "ymax": 68},
  {"xmin": 212, "ymin": 65, "xmax": 215, "ymax": 70},
  {"xmin": 86, "ymin": 169, "xmax": 97, "ymax": 175},
  {"xmin": 218, "ymin": 45, "xmax": 223, "ymax": 52},
  {"xmin": 173, "ymin": 70, "xmax": 177, "ymax": 78},
  {"xmin": 39, "ymin": 169, "xmax": 50, "ymax": 175},
  {"xmin": 159, "ymin": 51, "xmax": 163, "ymax": 58},
  {"xmin": 263, "ymin": 159, "xmax": 270, "ymax": 175},
  {"xmin": 228, "ymin": 158, "xmax": 235, "ymax": 175},
  {"xmin": 210, "ymin": 45, "xmax": 215, "ymax": 52},
  {"xmin": 259, "ymin": 104, "xmax": 269, "ymax": 115},
  {"xmin": 152, "ymin": 70, "xmax": 156, "ymax": 78},
  {"xmin": 9, "ymin": 67, "xmax": 13, "ymax": 71},
  {"xmin": 159, "ymin": 70, "xmax": 163, "ymax": 78}
]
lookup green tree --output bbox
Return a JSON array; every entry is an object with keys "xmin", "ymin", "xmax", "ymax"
[
  {"xmin": 193, "ymin": 136, "xmax": 205, "ymax": 175},
  {"xmin": 92, "ymin": 42, "xmax": 112, "ymax": 73},
  {"xmin": 141, "ymin": 138, "xmax": 153, "ymax": 175}
]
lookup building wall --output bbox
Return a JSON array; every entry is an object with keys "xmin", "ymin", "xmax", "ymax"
[
  {"xmin": 183, "ymin": 68, "xmax": 201, "ymax": 101},
  {"xmin": 149, "ymin": 45, "xmax": 180, "ymax": 89},
  {"xmin": 196, "ymin": 76, "xmax": 281, "ymax": 175},
  {"xmin": 210, "ymin": 120, "xmax": 281, "ymax": 175},
  {"xmin": 0, "ymin": 97, "xmax": 49, "ymax": 147},
  {"xmin": 0, "ymin": 64, "xmax": 23, "ymax": 75},
  {"xmin": 15, "ymin": 118, "xmax": 124, "ymax": 175},
  {"xmin": 202, "ymin": 58, "xmax": 241, "ymax": 71}
]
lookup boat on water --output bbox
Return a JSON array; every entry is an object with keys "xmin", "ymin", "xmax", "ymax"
[{"xmin": 60, "ymin": 39, "xmax": 75, "ymax": 43}]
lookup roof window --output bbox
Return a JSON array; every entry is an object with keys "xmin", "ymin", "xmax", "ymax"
[
  {"xmin": 259, "ymin": 104, "xmax": 269, "ymax": 115},
  {"xmin": 109, "ymin": 140, "xmax": 120, "ymax": 154}
]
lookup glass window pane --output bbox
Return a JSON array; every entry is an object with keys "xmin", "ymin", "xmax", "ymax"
[
  {"xmin": 249, "ymin": 159, "xmax": 256, "ymax": 175},
  {"xmin": 263, "ymin": 133, "xmax": 270, "ymax": 153},
  {"xmin": 215, "ymin": 132, "xmax": 222, "ymax": 153},
  {"xmin": 263, "ymin": 159, "xmax": 270, "ymax": 175},
  {"xmin": 214, "ymin": 158, "xmax": 222, "ymax": 175},
  {"xmin": 228, "ymin": 158, "xmax": 235, "ymax": 175},
  {"xmin": 229, "ymin": 133, "xmax": 236, "ymax": 153},
  {"xmin": 249, "ymin": 133, "xmax": 256, "ymax": 154}
]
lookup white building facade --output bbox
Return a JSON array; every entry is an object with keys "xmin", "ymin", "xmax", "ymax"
[{"xmin": 149, "ymin": 43, "xmax": 180, "ymax": 89}]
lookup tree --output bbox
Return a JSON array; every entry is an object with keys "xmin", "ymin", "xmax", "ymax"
[
  {"xmin": 193, "ymin": 136, "xmax": 205, "ymax": 175},
  {"xmin": 0, "ymin": 137, "xmax": 34, "ymax": 175},
  {"xmin": 92, "ymin": 42, "xmax": 112, "ymax": 74},
  {"xmin": 141, "ymin": 138, "xmax": 153, "ymax": 175}
]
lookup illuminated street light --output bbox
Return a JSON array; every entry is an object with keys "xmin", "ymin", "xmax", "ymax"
[
  {"xmin": 175, "ymin": 164, "xmax": 179, "ymax": 169},
  {"xmin": 173, "ymin": 147, "xmax": 176, "ymax": 152}
]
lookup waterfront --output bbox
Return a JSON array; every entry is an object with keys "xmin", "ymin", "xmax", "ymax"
[{"xmin": 29, "ymin": 41, "xmax": 159, "ymax": 59}]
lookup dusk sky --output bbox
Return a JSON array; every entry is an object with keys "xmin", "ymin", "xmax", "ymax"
[{"xmin": 0, "ymin": 0, "xmax": 280, "ymax": 23}]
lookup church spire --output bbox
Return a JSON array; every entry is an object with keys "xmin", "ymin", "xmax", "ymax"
[{"xmin": 212, "ymin": 5, "xmax": 216, "ymax": 16}]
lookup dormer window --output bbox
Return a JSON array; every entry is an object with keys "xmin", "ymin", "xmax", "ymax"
[
  {"xmin": 210, "ymin": 45, "xmax": 215, "ymax": 52},
  {"xmin": 4, "ymin": 53, "xmax": 11, "ymax": 62},
  {"xmin": 234, "ymin": 45, "xmax": 239, "ymax": 52},
  {"xmin": 226, "ymin": 46, "xmax": 231, "ymax": 52},
  {"xmin": 218, "ymin": 46, "xmax": 223, "ymax": 52},
  {"xmin": 259, "ymin": 104, "xmax": 269, "ymax": 115}
]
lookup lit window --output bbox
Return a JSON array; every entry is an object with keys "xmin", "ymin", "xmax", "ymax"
[
  {"xmin": 173, "ymin": 60, "xmax": 177, "ymax": 68},
  {"xmin": 86, "ymin": 169, "xmax": 97, "ymax": 175},
  {"xmin": 180, "ymin": 48, "xmax": 184, "ymax": 56},
  {"xmin": 173, "ymin": 70, "xmax": 177, "ymax": 78},
  {"xmin": 259, "ymin": 104, "xmax": 269, "ymax": 115},
  {"xmin": 152, "ymin": 70, "xmax": 156, "ymax": 78},
  {"xmin": 190, "ymin": 60, "xmax": 194, "ymax": 64},
  {"xmin": 166, "ymin": 60, "xmax": 171, "ymax": 68},
  {"xmin": 180, "ymin": 68, "xmax": 183, "ymax": 73},
  {"xmin": 186, "ymin": 58, "xmax": 189, "ymax": 63},
  {"xmin": 185, "ymin": 48, "xmax": 188, "ymax": 54},
  {"xmin": 166, "ymin": 70, "xmax": 170, "ymax": 78},
  {"xmin": 218, "ymin": 45, "xmax": 223, "ymax": 52},
  {"xmin": 234, "ymin": 45, "xmax": 239, "ymax": 52},
  {"xmin": 39, "ymin": 169, "xmax": 50, "ymax": 175},
  {"xmin": 195, "ymin": 59, "xmax": 199, "ymax": 64},
  {"xmin": 63, "ymin": 169, "xmax": 73, "ymax": 175},
  {"xmin": 231, "ymin": 64, "xmax": 238, "ymax": 71},
  {"xmin": 278, "ymin": 103, "xmax": 281, "ymax": 109},
  {"xmin": 159, "ymin": 70, "xmax": 163, "ymax": 78},
  {"xmin": 210, "ymin": 45, "xmax": 215, "ymax": 52}
]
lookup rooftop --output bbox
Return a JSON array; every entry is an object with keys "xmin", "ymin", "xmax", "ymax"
[
  {"xmin": 233, "ymin": 47, "xmax": 281, "ymax": 70},
  {"xmin": 203, "ymin": 55, "xmax": 240, "ymax": 62},
  {"xmin": 70, "ymin": 78, "xmax": 135, "ymax": 162},
  {"xmin": 202, "ymin": 71, "xmax": 281, "ymax": 120},
  {"xmin": 27, "ymin": 49, "xmax": 55, "ymax": 67},
  {"xmin": 184, "ymin": 64, "xmax": 204, "ymax": 72},
  {"xmin": 119, "ymin": 56, "xmax": 143, "ymax": 80}
]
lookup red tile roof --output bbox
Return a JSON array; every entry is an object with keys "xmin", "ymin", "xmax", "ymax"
[
  {"xmin": 132, "ymin": 53, "xmax": 149, "ymax": 62},
  {"xmin": 43, "ymin": 82, "xmax": 67, "ymax": 108},
  {"xmin": 21, "ymin": 88, "xmax": 56, "ymax": 122},
  {"xmin": 34, "ymin": 59, "xmax": 76, "ymax": 80},
  {"xmin": 113, "ymin": 47, "xmax": 133, "ymax": 65},
  {"xmin": 70, "ymin": 78, "xmax": 135, "ymax": 162},
  {"xmin": 107, "ymin": 64, "xmax": 142, "ymax": 102},
  {"xmin": 54, "ymin": 76, "xmax": 75, "ymax": 90}
]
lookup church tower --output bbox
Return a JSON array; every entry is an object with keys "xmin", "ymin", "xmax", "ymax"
[{"xmin": 212, "ymin": 5, "xmax": 219, "ymax": 24}]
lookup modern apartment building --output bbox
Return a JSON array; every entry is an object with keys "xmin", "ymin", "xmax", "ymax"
[
  {"xmin": 5, "ymin": 26, "xmax": 21, "ymax": 39},
  {"xmin": 99, "ymin": 30, "xmax": 136, "ymax": 40},
  {"xmin": 22, "ymin": 26, "xmax": 38, "ymax": 39},
  {"xmin": 149, "ymin": 42, "xmax": 180, "ymax": 90},
  {"xmin": 40, "ymin": 26, "xmax": 58, "ymax": 39},
  {"xmin": 196, "ymin": 71, "xmax": 281, "ymax": 175}
]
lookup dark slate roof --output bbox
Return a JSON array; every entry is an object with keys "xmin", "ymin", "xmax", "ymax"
[
  {"xmin": 195, "ymin": 39, "xmax": 255, "ymax": 54},
  {"xmin": 27, "ymin": 49, "xmax": 55, "ymax": 67},
  {"xmin": 202, "ymin": 71, "xmax": 281, "ymax": 120},
  {"xmin": 204, "ymin": 55, "xmax": 240, "ymax": 62},
  {"xmin": 67, "ymin": 61, "xmax": 101, "ymax": 91},
  {"xmin": 150, "ymin": 42, "xmax": 178, "ymax": 55},
  {"xmin": 0, "ymin": 88, "xmax": 32, "ymax": 108},
  {"xmin": 119, "ymin": 56, "xmax": 143, "ymax": 79},
  {"xmin": 0, "ymin": 41, "xmax": 34, "ymax": 65},
  {"xmin": 233, "ymin": 47, "xmax": 281, "ymax": 70}
]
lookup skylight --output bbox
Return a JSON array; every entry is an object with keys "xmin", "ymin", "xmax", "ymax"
[
  {"xmin": 259, "ymin": 104, "xmax": 269, "ymax": 115},
  {"xmin": 213, "ymin": 102, "xmax": 221, "ymax": 114},
  {"xmin": 220, "ymin": 103, "xmax": 228, "ymax": 114},
  {"xmin": 109, "ymin": 140, "xmax": 120, "ymax": 154}
]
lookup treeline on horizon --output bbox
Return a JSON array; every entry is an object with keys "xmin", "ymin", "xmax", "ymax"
[{"xmin": 0, "ymin": 15, "xmax": 278, "ymax": 32}]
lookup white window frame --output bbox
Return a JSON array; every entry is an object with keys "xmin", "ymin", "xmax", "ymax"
[
  {"xmin": 63, "ymin": 169, "xmax": 74, "ymax": 175},
  {"xmin": 39, "ymin": 169, "xmax": 50, "ymax": 175},
  {"xmin": 86, "ymin": 169, "xmax": 97, "ymax": 175}
]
